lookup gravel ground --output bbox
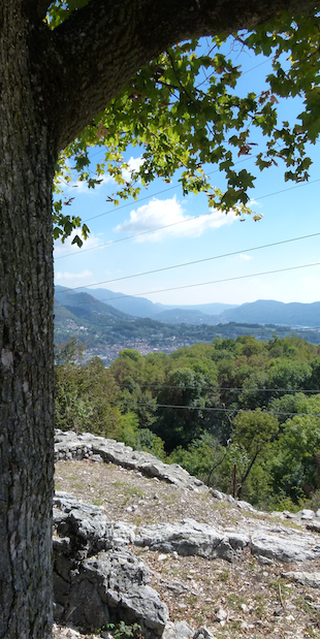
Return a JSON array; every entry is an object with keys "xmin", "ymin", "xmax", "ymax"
[{"xmin": 54, "ymin": 459, "xmax": 320, "ymax": 638}]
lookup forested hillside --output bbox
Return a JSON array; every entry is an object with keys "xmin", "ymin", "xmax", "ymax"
[
  {"xmin": 54, "ymin": 288, "xmax": 320, "ymax": 368},
  {"xmin": 56, "ymin": 335, "xmax": 320, "ymax": 511}
]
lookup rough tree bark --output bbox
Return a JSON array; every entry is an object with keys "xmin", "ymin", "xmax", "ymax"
[
  {"xmin": 0, "ymin": 1, "xmax": 318, "ymax": 637},
  {"xmin": 0, "ymin": 4, "xmax": 57, "ymax": 638}
]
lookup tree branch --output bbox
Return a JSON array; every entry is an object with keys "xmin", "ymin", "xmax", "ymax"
[{"xmin": 47, "ymin": 0, "xmax": 318, "ymax": 150}]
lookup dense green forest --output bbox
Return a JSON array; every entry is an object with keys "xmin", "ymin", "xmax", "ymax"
[{"xmin": 55, "ymin": 335, "xmax": 320, "ymax": 511}]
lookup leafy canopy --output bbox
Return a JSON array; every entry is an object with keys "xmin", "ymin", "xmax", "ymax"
[{"xmin": 49, "ymin": 4, "xmax": 320, "ymax": 246}]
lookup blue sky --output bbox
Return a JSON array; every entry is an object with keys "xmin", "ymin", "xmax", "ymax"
[{"xmin": 54, "ymin": 40, "xmax": 320, "ymax": 308}]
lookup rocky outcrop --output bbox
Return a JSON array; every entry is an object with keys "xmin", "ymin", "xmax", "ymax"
[
  {"xmin": 54, "ymin": 430, "xmax": 320, "ymax": 638},
  {"xmin": 134, "ymin": 519, "xmax": 320, "ymax": 564},
  {"xmin": 52, "ymin": 621, "xmax": 215, "ymax": 639},
  {"xmin": 53, "ymin": 493, "xmax": 168, "ymax": 638},
  {"xmin": 52, "ymin": 493, "xmax": 220, "ymax": 639},
  {"xmin": 55, "ymin": 430, "xmax": 205, "ymax": 492},
  {"xmin": 135, "ymin": 519, "xmax": 249, "ymax": 562},
  {"xmin": 55, "ymin": 430, "xmax": 320, "ymax": 523},
  {"xmin": 53, "ymin": 490, "xmax": 320, "ymax": 637},
  {"xmin": 282, "ymin": 571, "xmax": 320, "ymax": 588}
]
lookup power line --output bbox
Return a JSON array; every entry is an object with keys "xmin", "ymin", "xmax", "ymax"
[
  {"xmin": 241, "ymin": 59, "xmax": 271, "ymax": 76},
  {"xmin": 257, "ymin": 179, "xmax": 320, "ymax": 201},
  {"xmin": 118, "ymin": 382, "xmax": 320, "ymax": 394},
  {"xmin": 55, "ymin": 177, "xmax": 320, "ymax": 261},
  {"xmin": 56, "ymin": 260, "xmax": 320, "ymax": 304},
  {"xmin": 83, "ymin": 175, "xmax": 320, "ymax": 224},
  {"xmin": 81, "ymin": 154, "xmax": 248, "ymax": 224},
  {"xmin": 84, "ymin": 180, "xmax": 183, "ymax": 223},
  {"xmin": 120, "ymin": 400, "xmax": 320, "ymax": 418},
  {"xmin": 54, "ymin": 231, "xmax": 320, "ymax": 296},
  {"xmin": 55, "ymin": 211, "xmax": 214, "ymax": 260}
]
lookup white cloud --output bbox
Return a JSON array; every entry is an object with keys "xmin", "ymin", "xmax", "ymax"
[
  {"xmin": 55, "ymin": 269, "xmax": 93, "ymax": 288},
  {"xmin": 122, "ymin": 156, "xmax": 145, "ymax": 182},
  {"xmin": 238, "ymin": 253, "xmax": 253, "ymax": 261},
  {"xmin": 61, "ymin": 173, "xmax": 114, "ymax": 193},
  {"xmin": 299, "ymin": 275, "xmax": 320, "ymax": 290},
  {"xmin": 55, "ymin": 269, "xmax": 92, "ymax": 281},
  {"xmin": 54, "ymin": 230, "xmax": 104, "ymax": 258},
  {"xmin": 57, "ymin": 155, "xmax": 145, "ymax": 193},
  {"xmin": 249, "ymin": 198, "xmax": 262, "ymax": 208},
  {"xmin": 114, "ymin": 196, "xmax": 237, "ymax": 242}
]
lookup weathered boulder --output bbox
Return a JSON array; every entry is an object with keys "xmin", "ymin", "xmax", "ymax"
[
  {"xmin": 54, "ymin": 492, "xmax": 136, "ymax": 551},
  {"xmin": 68, "ymin": 550, "xmax": 167, "ymax": 636},
  {"xmin": 162, "ymin": 623, "xmax": 216, "ymax": 639},
  {"xmin": 134, "ymin": 518, "xmax": 320, "ymax": 564}
]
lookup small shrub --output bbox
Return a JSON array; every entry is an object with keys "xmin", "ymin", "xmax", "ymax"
[{"xmin": 103, "ymin": 621, "xmax": 143, "ymax": 638}]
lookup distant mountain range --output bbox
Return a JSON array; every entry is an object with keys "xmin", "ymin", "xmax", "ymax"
[
  {"xmin": 219, "ymin": 300, "xmax": 320, "ymax": 328},
  {"xmin": 66, "ymin": 286, "xmax": 236, "ymax": 321},
  {"xmin": 55, "ymin": 285, "xmax": 320, "ymax": 328},
  {"xmin": 54, "ymin": 286, "xmax": 320, "ymax": 356}
]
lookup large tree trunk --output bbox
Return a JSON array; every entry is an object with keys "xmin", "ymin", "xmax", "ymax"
[{"xmin": 0, "ymin": 4, "xmax": 56, "ymax": 638}]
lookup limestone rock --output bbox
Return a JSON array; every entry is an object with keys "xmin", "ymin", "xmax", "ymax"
[
  {"xmin": 162, "ymin": 622, "xmax": 216, "ymax": 639},
  {"xmin": 300, "ymin": 509, "xmax": 315, "ymax": 520},
  {"xmin": 251, "ymin": 528, "xmax": 320, "ymax": 563},
  {"xmin": 53, "ymin": 431, "xmax": 320, "ymax": 638},
  {"xmin": 53, "ymin": 493, "xmax": 168, "ymax": 638},
  {"xmin": 282, "ymin": 571, "xmax": 320, "ymax": 588},
  {"xmin": 210, "ymin": 489, "xmax": 256, "ymax": 513},
  {"xmin": 55, "ymin": 430, "xmax": 204, "ymax": 491},
  {"xmin": 134, "ymin": 518, "xmax": 320, "ymax": 564},
  {"xmin": 135, "ymin": 518, "xmax": 250, "ymax": 562}
]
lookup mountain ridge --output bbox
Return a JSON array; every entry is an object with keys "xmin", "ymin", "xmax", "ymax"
[
  {"xmin": 74, "ymin": 286, "xmax": 237, "ymax": 320},
  {"xmin": 219, "ymin": 299, "xmax": 320, "ymax": 327},
  {"xmin": 64, "ymin": 286, "xmax": 320, "ymax": 328}
]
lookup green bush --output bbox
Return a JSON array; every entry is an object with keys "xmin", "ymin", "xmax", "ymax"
[
  {"xmin": 111, "ymin": 412, "xmax": 166, "ymax": 459},
  {"xmin": 55, "ymin": 355, "xmax": 121, "ymax": 437},
  {"xmin": 168, "ymin": 433, "xmax": 225, "ymax": 482}
]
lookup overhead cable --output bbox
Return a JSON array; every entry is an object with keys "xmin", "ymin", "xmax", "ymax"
[
  {"xmin": 117, "ymin": 382, "xmax": 320, "ymax": 394},
  {"xmin": 55, "ymin": 259, "xmax": 320, "ymax": 304},
  {"xmin": 55, "ymin": 231, "xmax": 320, "ymax": 294},
  {"xmin": 120, "ymin": 400, "xmax": 320, "ymax": 418}
]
